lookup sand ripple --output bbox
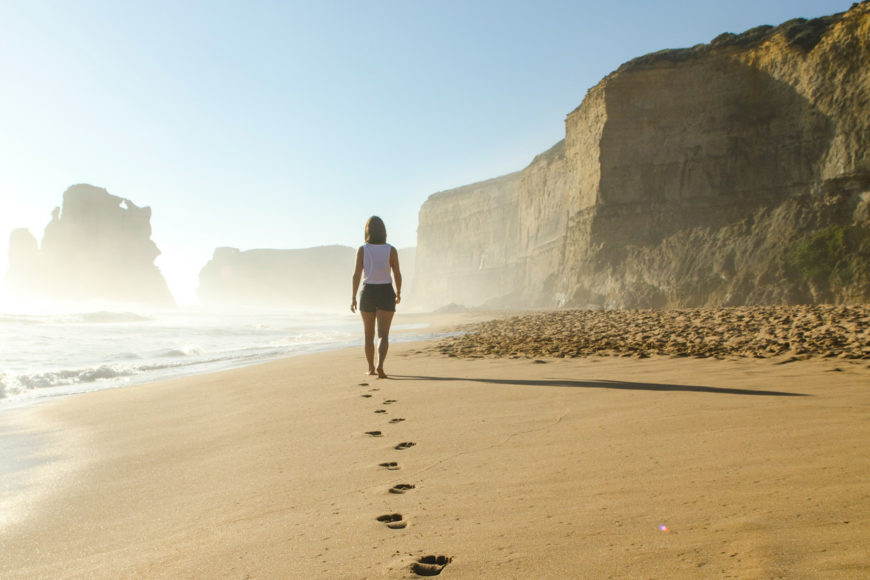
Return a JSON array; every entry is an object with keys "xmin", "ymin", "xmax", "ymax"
[{"xmin": 436, "ymin": 305, "xmax": 869, "ymax": 360}]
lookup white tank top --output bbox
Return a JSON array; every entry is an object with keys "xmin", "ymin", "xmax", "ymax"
[{"xmin": 362, "ymin": 243, "xmax": 393, "ymax": 284}]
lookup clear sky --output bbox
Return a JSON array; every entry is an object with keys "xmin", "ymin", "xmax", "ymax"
[{"xmin": 0, "ymin": 0, "xmax": 852, "ymax": 304}]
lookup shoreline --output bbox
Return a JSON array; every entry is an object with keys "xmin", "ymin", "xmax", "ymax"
[
  {"xmin": 0, "ymin": 310, "xmax": 497, "ymax": 412},
  {"xmin": 2, "ymin": 328, "xmax": 868, "ymax": 578}
]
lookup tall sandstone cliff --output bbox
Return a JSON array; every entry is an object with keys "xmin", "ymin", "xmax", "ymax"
[{"xmin": 414, "ymin": 3, "xmax": 870, "ymax": 310}]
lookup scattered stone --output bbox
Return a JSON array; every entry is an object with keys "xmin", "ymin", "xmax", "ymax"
[{"xmin": 435, "ymin": 305, "xmax": 868, "ymax": 360}]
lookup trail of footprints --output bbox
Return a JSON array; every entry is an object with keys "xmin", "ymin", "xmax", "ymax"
[{"xmin": 356, "ymin": 380, "xmax": 452, "ymax": 576}]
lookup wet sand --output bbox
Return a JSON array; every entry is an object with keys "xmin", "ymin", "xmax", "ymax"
[{"xmin": 1, "ymin": 308, "xmax": 868, "ymax": 578}]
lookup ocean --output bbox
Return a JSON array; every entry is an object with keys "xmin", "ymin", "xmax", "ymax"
[{"xmin": 0, "ymin": 307, "xmax": 433, "ymax": 409}]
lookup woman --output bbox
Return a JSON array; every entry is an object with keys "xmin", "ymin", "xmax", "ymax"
[{"xmin": 351, "ymin": 216, "xmax": 402, "ymax": 378}]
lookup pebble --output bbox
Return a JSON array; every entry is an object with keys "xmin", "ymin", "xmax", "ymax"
[{"xmin": 434, "ymin": 305, "xmax": 869, "ymax": 360}]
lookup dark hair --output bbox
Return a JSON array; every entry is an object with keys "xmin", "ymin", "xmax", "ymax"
[{"xmin": 365, "ymin": 216, "xmax": 387, "ymax": 244}]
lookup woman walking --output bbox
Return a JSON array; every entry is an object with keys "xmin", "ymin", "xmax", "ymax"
[{"xmin": 351, "ymin": 216, "xmax": 402, "ymax": 378}]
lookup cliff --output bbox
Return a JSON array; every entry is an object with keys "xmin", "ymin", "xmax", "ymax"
[
  {"xmin": 198, "ymin": 245, "xmax": 415, "ymax": 310},
  {"xmin": 413, "ymin": 2, "xmax": 870, "ymax": 310},
  {"xmin": 4, "ymin": 184, "xmax": 174, "ymax": 307},
  {"xmin": 415, "ymin": 172, "xmax": 523, "ymax": 307}
]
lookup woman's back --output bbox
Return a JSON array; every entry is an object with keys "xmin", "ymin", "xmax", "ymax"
[{"xmin": 362, "ymin": 243, "xmax": 393, "ymax": 284}]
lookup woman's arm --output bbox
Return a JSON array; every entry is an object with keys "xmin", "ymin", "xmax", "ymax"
[
  {"xmin": 390, "ymin": 246, "xmax": 402, "ymax": 304},
  {"xmin": 351, "ymin": 246, "xmax": 364, "ymax": 312}
]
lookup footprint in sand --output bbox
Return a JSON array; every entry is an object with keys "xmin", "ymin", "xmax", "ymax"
[
  {"xmin": 394, "ymin": 442, "xmax": 416, "ymax": 450},
  {"xmin": 374, "ymin": 409, "xmax": 387, "ymax": 414},
  {"xmin": 365, "ymin": 431, "xmax": 383, "ymax": 437},
  {"xmin": 362, "ymin": 394, "xmax": 373, "ymax": 398},
  {"xmin": 383, "ymin": 399, "xmax": 397, "ymax": 405},
  {"xmin": 389, "ymin": 483, "xmax": 415, "ymax": 494},
  {"xmin": 412, "ymin": 555, "xmax": 452, "ymax": 576},
  {"xmin": 359, "ymin": 382, "xmax": 369, "ymax": 386},
  {"xmin": 377, "ymin": 513, "xmax": 407, "ymax": 529},
  {"xmin": 379, "ymin": 462, "xmax": 401, "ymax": 470},
  {"xmin": 389, "ymin": 418, "xmax": 405, "ymax": 424}
]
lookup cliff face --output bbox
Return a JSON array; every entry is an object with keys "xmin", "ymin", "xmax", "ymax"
[
  {"xmin": 198, "ymin": 245, "xmax": 415, "ymax": 310},
  {"xmin": 4, "ymin": 184, "xmax": 174, "ymax": 307},
  {"xmin": 199, "ymin": 245, "xmax": 355, "ymax": 309},
  {"xmin": 413, "ymin": 2, "xmax": 870, "ymax": 310},
  {"xmin": 415, "ymin": 172, "xmax": 523, "ymax": 307}
]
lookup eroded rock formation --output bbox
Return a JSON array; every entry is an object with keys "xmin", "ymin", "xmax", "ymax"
[
  {"xmin": 4, "ymin": 185, "xmax": 174, "ymax": 307},
  {"xmin": 413, "ymin": 2, "xmax": 870, "ymax": 310}
]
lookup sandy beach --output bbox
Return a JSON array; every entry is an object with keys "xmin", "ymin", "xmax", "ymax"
[{"xmin": 1, "ymin": 309, "xmax": 869, "ymax": 579}]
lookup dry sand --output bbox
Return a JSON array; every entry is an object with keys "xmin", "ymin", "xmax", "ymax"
[{"xmin": 1, "ymin": 309, "xmax": 869, "ymax": 579}]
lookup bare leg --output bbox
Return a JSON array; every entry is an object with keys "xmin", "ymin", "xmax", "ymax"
[
  {"xmin": 375, "ymin": 309, "xmax": 395, "ymax": 378},
  {"xmin": 361, "ymin": 311, "xmax": 377, "ymax": 375}
]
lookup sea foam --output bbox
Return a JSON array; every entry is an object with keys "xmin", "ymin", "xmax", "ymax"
[{"xmin": 0, "ymin": 309, "xmax": 365, "ymax": 406}]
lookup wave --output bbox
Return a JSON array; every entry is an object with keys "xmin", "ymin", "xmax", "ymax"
[
  {"xmin": 0, "ymin": 311, "xmax": 153, "ymax": 326},
  {"xmin": 67, "ymin": 311, "xmax": 154, "ymax": 324},
  {"xmin": 20, "ymin": 365, "xmax": 135, "ymax": 388},
  {"xmin": 0, "ymin": 365, "xmax": 137, "ymax": 397},
  {"xmin": 1, "ymin": 351, "xmax": 264, "ymax": 399},
  {"xmin": 3, "ymin": 363, "xmax": 185, "ymax": 400},
  {"xmin": 158, "ymin": 345, "xmax": 202, "ymax": 358},
  {"xmin": 0, "ymin": 309, "xmax": 370, "ymax": 405},
  {"xmin": 0, "ymin": 315, "xmax": 41, "ymax": 326}
]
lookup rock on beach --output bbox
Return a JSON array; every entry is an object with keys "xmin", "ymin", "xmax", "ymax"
[{"xmin": 436, "ymin": 305, "xmax": 869, "ymax": 360}]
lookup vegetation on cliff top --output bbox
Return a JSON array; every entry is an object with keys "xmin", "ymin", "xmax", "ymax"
[{"xmin": 619, "ymin": 1, "xmax": 863, "ymax": 72}]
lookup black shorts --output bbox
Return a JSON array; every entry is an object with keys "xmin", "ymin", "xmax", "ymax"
[{"xmin": 360, "ymin": 283, "xmax": 396, "ymax": 313}]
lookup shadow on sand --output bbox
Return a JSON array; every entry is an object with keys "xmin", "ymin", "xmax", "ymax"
[{"xmin": 388, "ymin": 375, "xmax": 809, "ymax": 397}]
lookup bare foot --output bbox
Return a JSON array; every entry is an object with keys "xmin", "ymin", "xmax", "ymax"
[
  {"xmin": 368, "ymin": 370, "xmax": 377, "ymax": 376},
  {"xmin": 377, "ymin": 367, "xmax": 387, "ymax": 379}
]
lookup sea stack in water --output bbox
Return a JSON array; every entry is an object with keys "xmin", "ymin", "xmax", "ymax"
[
  {"xmin": 413, "ymin": 2, "xmax": 870, "ymax": 310},
  {"xmin": 4, "ymin": 184, "xmax": 175, "ymax": 307}
]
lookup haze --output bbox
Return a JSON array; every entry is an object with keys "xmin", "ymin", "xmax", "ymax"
[{"xmin": 0, "ymin": 0, "xmax": 850, "ymax": 306}]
